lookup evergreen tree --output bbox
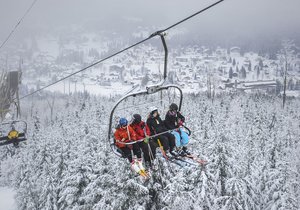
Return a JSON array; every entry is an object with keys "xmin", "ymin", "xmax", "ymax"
[
  {"xmin": 257, "ymin": 67, "xmax": 261, "ymax": 79},
  {"xmin": 259, "ymin": 59, "xmax": 264, "ymax": 69},
  {"xmin": 248, "ymin": 61, "xmax": 252, "ymax": 71},
  {"xmin": 141, "ymin": 74, "xmax": 150, "ymax": 87},
  {"xmin": 288, "ymin": 78, "xmax": 294, "ymax": 90},
  {"xmin": 229, "ymin": 67, "xmax": 233, "ymax": 79},
  {"xmin": 241, "ymin": 66, "xmax": 247, "ymax": 79},
  {"xmin": 1, "ymin": 93, "xmax": 299, "ymax": 210},
  {"xmin": 232, "ymin": 58, "xmax": 236, "ymax": 66}
]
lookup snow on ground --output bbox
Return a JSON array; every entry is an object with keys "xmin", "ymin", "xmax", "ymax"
[
  {"xmin": 281, "ymin": 90, "xmax": 300, "ymax": 97},
  {"xmin": 0, "ymin": 187, "xmax": 16, "ymax": 210}
]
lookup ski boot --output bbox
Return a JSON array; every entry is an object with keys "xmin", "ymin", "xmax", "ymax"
[
  {"xmin": 178, "ymin": 149, "xmax": 186, "ymax": 157},
  {"xmin": 170, "ymin": 149, "xmax": 179, "ymax": 157},
  {"xmin": 131, "ymin": 159, "xmax": 149, "ymax": 179},
  {"xmin": 131, "ymin": 161, "xmax": 141, "ymax": 174},
  {"xmin": 182, "ymin": 146, "xmax": 191, "ymax": 155},
  {"xmin": 164, "ymin": 151, "xmax": 173, "ymax": 159},
  {"xmin": 13, "ymin": 142, "xmax": 19, "ymax": 148}
]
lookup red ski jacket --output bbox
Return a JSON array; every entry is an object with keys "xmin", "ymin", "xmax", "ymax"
[
  {"xmin": 130, "ymin": 121, "xmax": 151, "ymax": 140},
  {"xmin": 114, "ymin": 126, "xmax": 137, "ymax": 148}
]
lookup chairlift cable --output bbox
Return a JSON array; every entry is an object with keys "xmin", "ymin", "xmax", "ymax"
[
  {"xmin": 151, "ymin": 0, "xmax": 224, "ymax": 35},
  {"xmin": 0, "ymin": 0, "xmax": 39, "ymax": 51}
]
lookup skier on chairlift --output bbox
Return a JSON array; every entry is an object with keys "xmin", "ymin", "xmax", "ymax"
[
  {"xmin": 146, "ymin": 107, "xmax": 177, "ymax": 158},
  {"xmin": 164, "ymin": 103, "xmax": 191, "ymax": 156},
  {"xmin": 8, "ymin": 124, "xmax": 20, "ymax": 148},
  {"xmin": 130, "ymin": 114, "xmax": 156, "ymax": 168},
  {"xmin": 114, "ymin": 118, "xmax": 147, "ymax": 176}
]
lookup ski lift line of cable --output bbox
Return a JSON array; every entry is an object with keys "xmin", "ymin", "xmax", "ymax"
[
  {"xmin": 0, "ymin": 0, "xmax": 39, "ymax": 51},
  {"xmin": 4, "ymin": 0, "xmax": 224, "ymax": 107},
  {"xmin": 150, "ymin": 0, "xmax": 224, "ymax": 36}
]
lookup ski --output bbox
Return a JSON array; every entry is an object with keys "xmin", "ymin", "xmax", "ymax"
[
  {"xmin": 133, "ymin": 169, "xmax": 151, "ymax": 182},
  {"xmin": 134, "ymin": 172, "xmax": 150, "ymax": 184},
  {"xmin": 138, "ymin": 164, "xmax": 151, "ymax": 179},
  {"xmin": 131, "ymin": 160, "xmax": 151, "ymax": 180},
  {"xmin": 172, "ymin": 156, "xmax": 199, "ymax": 166},
  {"xmin": 156, "ymin": 152, "xmax": 186, "ymax": 168},
  {"xmin": 141, "ymin": 169, "xmax": 151, "ymax": 179},
  {"xmin": 182, "ymin": 154, "xmax": 208, "ymax": 165},
  {"xmin": 168, "ymin": 157, "xmax": 188, "ymax": 167}
]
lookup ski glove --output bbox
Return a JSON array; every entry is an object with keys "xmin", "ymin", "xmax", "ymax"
[
  {"xmin": 144, "ymin": 136, "xmax": 150, "ymax": 144},
  {"xmin": 177, "ymin": 119, "xmax": 184, "ymax": 127}
]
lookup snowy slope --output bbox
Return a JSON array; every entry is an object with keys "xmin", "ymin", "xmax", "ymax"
[
  {"xmin": 0, "ymin": 187, "xmax": 16, "ymax": 210},
  {"xmin": 0, "ymin": 92, "xmax": 299, "ymax": 209}
]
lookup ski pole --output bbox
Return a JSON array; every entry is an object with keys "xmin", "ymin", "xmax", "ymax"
[
  {"xmin": 157, "ymin": 138, "xmax": 168, "ymax": 160},
  {"xmin": 157, "ymin": 139, "xmax": 175, "ymax": 175},
  {"xmin": 147, "ymin": 142, "xmax": 163, "ymax": 176},
  {"xmin": 147, "ymin": 143, "xmax": 155, "ymax": 162}
]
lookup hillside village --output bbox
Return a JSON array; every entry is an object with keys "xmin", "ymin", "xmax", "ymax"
[{"xmin": 1, "ymin": 32, "xmax": 300, "ymax": 97}]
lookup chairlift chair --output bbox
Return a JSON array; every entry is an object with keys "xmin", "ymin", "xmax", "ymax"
[
  {"xmin": 107, "ymin": 33, "xmax": 190, "ymax": 157},
  {"xmin": 0, "ymin": 120, "xmax": 27, "ymax": 146}
]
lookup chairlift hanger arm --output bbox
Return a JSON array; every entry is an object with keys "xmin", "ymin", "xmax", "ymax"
[
  {"xmin": 160, "ymin": 33, "xmax": 168, "ymax": 80},
  {"xmin": 149, "ymin": 32, "xmax": 168, "ymax": 81},
  {"xmin": 0, "ymin": 120, "xmax": 27, "ymax": 129},
  {"xmin": 0, "ymin": 120, "xmax": 27, "ymax": 137}
]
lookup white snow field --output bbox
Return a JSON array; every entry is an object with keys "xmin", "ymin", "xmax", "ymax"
[
  {"xmin": 0, "ymin": 187, "xmax": 16, "ymax": 210},
  {"xmin": 0, "ymin": 92, "xmax": 299, "ymax": 209}
]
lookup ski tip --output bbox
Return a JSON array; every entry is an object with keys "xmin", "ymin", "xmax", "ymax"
[{"xmin": 199, "ymin": 160, "xmax": 208, "ymax": 165}]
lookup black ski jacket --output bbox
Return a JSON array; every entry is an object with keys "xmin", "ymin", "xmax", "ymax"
[
  {"xmin": 146, "ymin": 115, "xmax": 167, "ymax": 136},
  {"xmin": 164, "ymin": 110, "xmax": 185, "ymax": 130}
]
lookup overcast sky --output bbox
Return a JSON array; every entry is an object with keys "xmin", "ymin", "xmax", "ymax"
[{"xmin": 0, "ymin": 0, "xmax": 300, "ymax": 45}]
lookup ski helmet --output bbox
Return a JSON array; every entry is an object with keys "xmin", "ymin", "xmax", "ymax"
[
  {"xmin": 169, "ymin": 103, "xmax": 178, "ymax": 111},
  {"xmin": 132, "ymin": 114, "xmax": 142, "ymax": 124},
  {"xmin": 119, "ymin": 118, "xmax": 128, "ymax": 126},
  {"xmin": 149, "ymin": 106, "xmax": 158, "ymax": 115}
]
